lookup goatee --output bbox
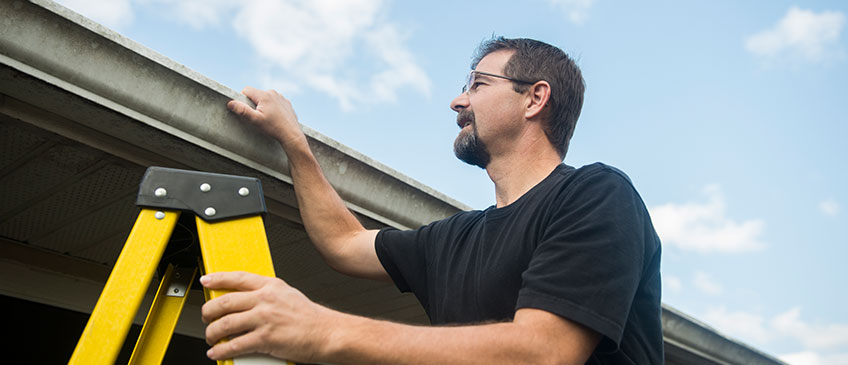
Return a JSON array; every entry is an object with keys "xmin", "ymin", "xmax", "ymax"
[{"xmin": 453, "ymin": 110, "xmax": 491, "ymax": 168}]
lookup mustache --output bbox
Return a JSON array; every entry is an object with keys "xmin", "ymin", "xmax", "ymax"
[{"xmin": 456, "ymin": 109, "xmax": 475, "ymax": 125}]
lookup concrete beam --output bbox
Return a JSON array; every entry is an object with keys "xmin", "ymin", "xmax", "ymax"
[{"xmin": 0, "ymin": 0, "xmax": 467, "ymax": 232}]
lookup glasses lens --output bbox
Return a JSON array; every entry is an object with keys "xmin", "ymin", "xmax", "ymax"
[{"xmin": 463, "ymin": 71, "xmax": 475, "ymax": 93}]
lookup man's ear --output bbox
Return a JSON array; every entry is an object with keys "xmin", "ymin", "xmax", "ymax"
[{"xmin": 525, "ymin": 81, "xmax": 551, "ymax": 120}]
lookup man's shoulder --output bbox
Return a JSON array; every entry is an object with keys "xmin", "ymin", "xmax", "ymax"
[
  {"xmin": 561, "ymin": 162, "xmax": 632, "ymax": 181},
  {"xmin": 549, "ymin": 162, "xmax": 638, "ymax": 195}
]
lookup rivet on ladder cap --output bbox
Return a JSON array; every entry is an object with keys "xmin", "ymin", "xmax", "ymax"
[
  {"xmin": 238, "ymin": 187, "xmax": 250, "ymax": 196},
  {"xmin": 200, "ymin": 183, "xmax": 211, "ymax": 192},
  {"xmin": 205, "ymin": 207, "xmax": 216, "ymax": 216},
  {"xmin": 154, "ymin": 188, "xmax": 167, "ymax": 197},
  {"xmin": 155, "ymin": 211, "xmax": 166, "ymax": 220}
]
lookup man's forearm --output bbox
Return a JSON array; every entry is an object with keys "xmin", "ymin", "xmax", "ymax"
[
  {"xmin": 277, "ymin": 135, "xmax": 374, "ymax": 273},
  {"xmin": 321, "ymin": 308, "xmax": 597, "ymax": 365},
  {"xmin": 282, "ymin": 136, "xmax": 362, "ymax": 239},
  {"xmin": 326, "ymin": 315, "xmax": 541, "ymax": 365}
]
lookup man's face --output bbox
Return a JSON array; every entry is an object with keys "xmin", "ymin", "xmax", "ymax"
[{"xmin": 450, "ymin": 50, "xmax": 527, "ymax": 169}]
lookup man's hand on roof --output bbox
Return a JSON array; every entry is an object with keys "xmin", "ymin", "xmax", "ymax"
[{"xmin": 227, "ymin": 87, "xmax": 306, "ymax": 148}]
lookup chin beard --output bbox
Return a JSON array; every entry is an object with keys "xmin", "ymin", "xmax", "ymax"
[{"xmin": 453, "ymin": 123, "xmax": 491, "ymax": 169}]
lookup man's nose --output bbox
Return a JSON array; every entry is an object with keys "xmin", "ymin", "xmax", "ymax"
[{"xmin": 450, "ymin": 92, "xmax": 469, "ymax": 112}]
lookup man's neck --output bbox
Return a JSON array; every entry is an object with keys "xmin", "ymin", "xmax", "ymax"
[{"xmin": 486, "ymin": 146, "xmax": 563, "ymax": 208}]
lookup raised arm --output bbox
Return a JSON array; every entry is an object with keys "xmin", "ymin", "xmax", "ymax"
[{"xmin": 227, "ymin": 87, "xmax": 387, "ymax": 281}]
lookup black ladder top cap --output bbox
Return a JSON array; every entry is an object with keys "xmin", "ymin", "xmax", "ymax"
[{"xmin": 136, "ymin": 166, "xmax": 266, "ymax": 222}]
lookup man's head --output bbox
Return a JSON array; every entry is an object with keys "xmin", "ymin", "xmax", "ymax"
[{"xmin": 452, "ymin": 37, "xmax": 585, "ymax": 167}]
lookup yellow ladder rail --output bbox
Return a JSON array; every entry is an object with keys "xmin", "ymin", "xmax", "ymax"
[{"xmin": 69, "ymin": 167, "xmax": 293, "ymax": 365}]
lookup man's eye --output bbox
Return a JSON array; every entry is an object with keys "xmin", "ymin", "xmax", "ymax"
[{"xmin": 471, "ymin": 82, "xmax": 483, "ymax": 89}]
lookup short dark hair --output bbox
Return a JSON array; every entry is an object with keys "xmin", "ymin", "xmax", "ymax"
[{"xmin": 472, "ymin": 37, "xmax": 585, "ymax": 158}]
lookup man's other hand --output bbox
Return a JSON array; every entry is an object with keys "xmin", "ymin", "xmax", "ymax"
[{"xmin": 200, "ymin": 271, "xmax": 335, "ymax": 362}]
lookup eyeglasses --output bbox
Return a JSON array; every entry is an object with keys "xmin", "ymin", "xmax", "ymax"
[{"xmin": 462, "ymin": 70, "xmax": 535, "ymax": 93}]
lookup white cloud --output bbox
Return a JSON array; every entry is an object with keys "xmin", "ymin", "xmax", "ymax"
[
  {"xmin": 56, "ymin": 0, "xmax": 134, "ymax": 29},
  {"xmin": 781, "ymin": 351, "xmax": 821, "ymax": 365},
  {"xmin": 693, "ymin": 271, "xmax": 722, "ymax": 295},
  {"xmin": 546, "ymin": 0, "xmax": 596, "ymax": 25},
  {"xmin": 704, "ymin": 306, "xmax": 848, "ymax": 364},
  {"xmin": 773, "ymin": 308, "xmax": 848, "ymax": 350},
  {"xmin": 139, "ymin": 0, "xmax": 238, "ymax": 29},
  {"xmin": 780, "ymin": 351, "xmax": 848, "ymax": 365},
  {"xmin": 746, "ymin": 7, "xmax": 846, "ymax": 63},
  {"xmin": 76, "ymin": 0, "xmax": 430, "ymax": 110},
  {"xmin": 363, "ymin": 24, "xmax": 431, "ymax": 104},
  {"xmin": 663, "ymin": 275, "xmax": 682, "ymax": 293},
  {"xmin": 704, "ymin": 307, "xmax": 772, "ymax": 344},
  {"xmin": 819, "ymin": 199, "xmax": 840, "ymax": 216},
  {"xmin": 230, "ymin": 0, "xmax": 431, "ymax": 110},
  {"xmin": 650, "ymin": 184, "xmax": 766, "ymax": 253}
]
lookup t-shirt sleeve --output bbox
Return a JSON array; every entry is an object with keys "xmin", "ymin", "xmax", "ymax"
[
  {"xmin": 375, "ymin": 226, "xmax": 429, "ymax": 294},
  {"xmin": 516, "ymin": 168, "xmax": 652, "ymax": 348}
]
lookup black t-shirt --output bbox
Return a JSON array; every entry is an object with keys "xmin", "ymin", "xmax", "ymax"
[{"xmin": 375, "ymin": 163, "xmax": 664, "ymax": 364}]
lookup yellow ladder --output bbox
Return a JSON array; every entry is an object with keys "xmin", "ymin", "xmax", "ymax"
[{"xmin": 69, "ymin": 167, "xmax": 292, "ymax": 365}]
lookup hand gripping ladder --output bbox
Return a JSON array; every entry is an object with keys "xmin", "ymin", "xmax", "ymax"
[{"xmin": 69, "ymin": 167, "xmax": 293, "ymax": 365}]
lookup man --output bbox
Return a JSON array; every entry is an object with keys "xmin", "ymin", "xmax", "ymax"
[{"xmin": 201, "ymin": 37, "xmax": 664, "ymax": 364}]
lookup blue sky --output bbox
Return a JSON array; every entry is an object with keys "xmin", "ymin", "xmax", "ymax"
[{"xmin": 57, "ymin": 0, "xmax": 847, "ymax": 363}]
